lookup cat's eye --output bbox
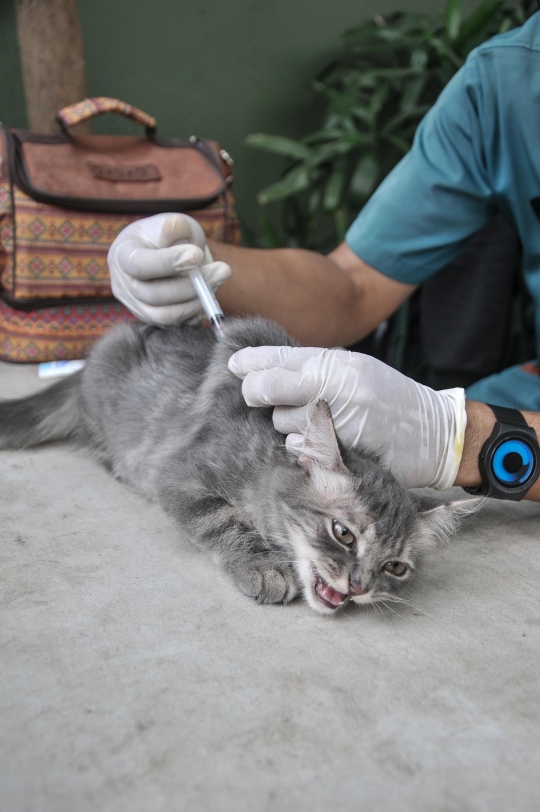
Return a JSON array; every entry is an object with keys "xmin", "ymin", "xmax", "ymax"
[
  {"xmin": 332, "ymin": 519, "xmax": 355, "ymax": 547},
  {"xmin": 383, "ymin": 561, "xmax": 409, "ymax": 577}
]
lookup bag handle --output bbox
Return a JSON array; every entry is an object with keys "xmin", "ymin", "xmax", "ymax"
[{"xmin": 56, "ymin": 97, "xmax": 157, "ymax": 137}]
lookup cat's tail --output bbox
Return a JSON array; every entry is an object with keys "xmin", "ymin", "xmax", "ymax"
[{"xmin": 0, "ymin": 371, "xmax": 82, "ymax": 449}]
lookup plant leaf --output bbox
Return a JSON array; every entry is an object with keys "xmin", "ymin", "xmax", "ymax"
[
  {"xmin": 258, "ymin": 209, "xmax": 281, "ymax": 248},
  {"xmin": 323, "ymin": 162, "xmax": 347, "ymax": 213},
  {"xmin": 334, "ymin": 209, "xmax": 347, "ymax": 243},
  {"xmin": 410, "ymin": 48, "xmax": 428, "ymax": 70},
  {"xmin": 283, "ymin": 198, "xmax": 306, "ymax": 246},
  {"xmin": 257, "ymin": 167, "xmax": 311, "ymax": 204},
  {"xmin": 381, "ymin": 133, "xmax": 412, "ymax": 154},
  {"xmin": 425, "ymin": 33, "xmax": 464, "ymax": 70},
  {"xmin": 308, "ymin": 186, "xmax": 323, "ymax": 217},
  {"xmin": 454, "ymin": 0, "xmax": 504, "ymax": 50},
  {"xmin": 245, "ymin": 134, "xmax": 312, "ymax": 161},
  {"xmin": 303, "ymin": 129, "xmax": 344, "ymax": 145},
  {"xmin": 350, "ymin": 152, "xmax": 379, "ymax": 201},
  {"xmin": 400, "ymin": 75, "xmax": 427, "ymax": 112},
  {"xmin": 383, "ymin": 105, "xmax": 431, "ymax": 134},
  {"xmin": 308, "ymin": 135, "xmax": 373, "ymax": 167},
  {"xmin": 444, "ymin": 0, "xmax": 463, "ymax": 43}
]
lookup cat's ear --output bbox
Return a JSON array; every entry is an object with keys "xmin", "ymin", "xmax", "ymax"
[
  {"xmin": 298, "ymin": 401, "xmax": 346, "ymax": 473},
  {"xmin": 413, "ymin": 496, "xmax": 482, "ymax": 551}
]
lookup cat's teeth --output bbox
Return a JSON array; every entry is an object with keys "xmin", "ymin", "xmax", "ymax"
[{"xmin": 314, "ymin": 573, "xmax": 347, "ymax": 609}]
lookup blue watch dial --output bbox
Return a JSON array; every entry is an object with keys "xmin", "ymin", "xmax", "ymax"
[{"xmin": 492, "ymin": 439, "xmax": 535, "ymax": 486}]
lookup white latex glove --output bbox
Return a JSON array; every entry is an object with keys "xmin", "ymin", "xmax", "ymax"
[
  {"xmin": 228, "ymin": 346, "xmax": 467, "ymax": 490},
  {"xmin": 107, "ymin": 213, "xmax": 231, "ymax": 325}
]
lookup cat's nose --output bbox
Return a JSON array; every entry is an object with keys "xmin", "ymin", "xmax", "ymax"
[{"xmin": 349, "ymin": 580, "xmax": 368, "ymax": 596}]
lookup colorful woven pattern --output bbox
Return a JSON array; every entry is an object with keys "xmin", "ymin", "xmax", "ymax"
[
  {"xmin": 2, "ymin": 186, "xmax": 134, "ymax": 300},
  {"xmin": 0, "ymin": 182, "xmax": 14, "ymax": 293},
  {"xmin": 0, "ymin": 183, "xmax": 241, "ymax": 362},
  {"xmin": 0, "ymin": 299, "xmax": 135, "ymax": 363},
  {"xmin": 56, "ymin": 97, "xmax": 157, "ymax": 131},
  {"xmin": 0, "ymin": 182, "xmax": 241, "ymax": 304}
]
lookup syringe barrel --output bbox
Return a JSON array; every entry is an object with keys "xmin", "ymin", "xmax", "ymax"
[{"xmin": 188, "ymin": 267, "xmax": 225, "ymax": 334}]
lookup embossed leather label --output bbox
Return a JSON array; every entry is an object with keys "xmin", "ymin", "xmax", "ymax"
[{"xmin": 87, "ymin": 161, "xmax": 162, "ymax": 182}]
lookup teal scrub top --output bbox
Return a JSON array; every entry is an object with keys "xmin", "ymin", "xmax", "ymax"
[{"xmin": 346, "ymin": 12, "xmax": 540, "ymax": 363}]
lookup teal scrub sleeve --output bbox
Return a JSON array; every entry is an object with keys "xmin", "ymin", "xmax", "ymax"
[{"xmin": 346, "ymin": 54, "xmax": 497, "ymax": 285}]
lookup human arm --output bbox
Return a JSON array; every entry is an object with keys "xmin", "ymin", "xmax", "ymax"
[
  {"xmin": 209, "ymin": 240, "xmax": 415, "ymax": 346},
  {"xmin": 228, "ymin": 345, "xmax": 540, "ymax": 502},
  {"xmin": 107, "ymin": 211, "xmax": 414, "ymax": 345},
  {"xmin": 456, "ymin": 401, "xmax": 540, "ymax": 502}
]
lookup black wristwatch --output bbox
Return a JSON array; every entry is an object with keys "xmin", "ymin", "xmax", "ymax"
[{"xmin": 463, "ymin": 404, "xmax": 540, "ymax": 501}]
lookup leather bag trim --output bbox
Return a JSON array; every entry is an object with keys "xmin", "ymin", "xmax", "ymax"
[{"xmin": 4, "ymin": 129, "xmax": 228, "ymax": 214}]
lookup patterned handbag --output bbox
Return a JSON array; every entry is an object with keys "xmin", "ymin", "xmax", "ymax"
[{"xmin": 0, "ymin": 97, "xmax": 241, "ymax": 362}]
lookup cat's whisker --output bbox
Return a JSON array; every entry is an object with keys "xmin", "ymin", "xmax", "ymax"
[
  {"xmin": 371, "ymin": 600, "xmax": 386, "ymax": 619},
  {"xmin": 380, "ymin": 594, "xmax": 439, "ymax": 624},
  {"xmin": 379, "ymin": 600, "xmax": 408, "ymax": 621}
]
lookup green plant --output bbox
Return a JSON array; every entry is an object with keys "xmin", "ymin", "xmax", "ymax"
[{"xmin": 247, "ymin": 0, "xmax": 537, "ymax": 251}]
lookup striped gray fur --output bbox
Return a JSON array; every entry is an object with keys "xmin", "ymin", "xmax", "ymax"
[{"xmin": 0, "ymin": 317, "xmax": 478, "ymax": 613}]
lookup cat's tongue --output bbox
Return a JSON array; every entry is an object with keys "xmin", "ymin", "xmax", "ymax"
[{"xmin": 314, "ymin": 574, "xmax": 347, "ymax": 609}]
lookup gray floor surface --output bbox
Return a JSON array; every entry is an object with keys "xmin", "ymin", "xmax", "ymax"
[{"xmin": 1, "ymin": 359, "xmax": 540, "ymax": 812}]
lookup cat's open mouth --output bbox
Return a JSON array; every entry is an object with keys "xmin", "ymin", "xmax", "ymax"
[{"xmin": 311, "ymin": 564, "xmax": 348, "ymax": 610}]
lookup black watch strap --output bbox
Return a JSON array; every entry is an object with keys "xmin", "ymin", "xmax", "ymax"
[
  {"xmin": 488, "ymin": 404, "xmax": 528, "ymax": 426},
  {"xmin": 463, "ymin": 403, "xmax": 539, "ymax": 500}
]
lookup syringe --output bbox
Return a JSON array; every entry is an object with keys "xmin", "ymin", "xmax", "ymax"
[
  {"xmin": 188, "ymin": 266, "xmax": 225, "ymax": 337},
  {"xmin": 160, "ymin": 214, "xmax": 226, "ymax": 338}
]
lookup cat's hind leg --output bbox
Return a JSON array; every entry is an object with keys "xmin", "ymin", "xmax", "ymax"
[{"xmin": 163, "ymin": 491, "xmax": 299, "ymax": 605}]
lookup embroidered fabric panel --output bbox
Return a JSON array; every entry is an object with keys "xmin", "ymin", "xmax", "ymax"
[
  {"xmin": 0, "ymin": 299, "xmax": 135, "ymax": 362},
  {"xmin": 0, "ymin": 179, "xmax": 241, "ymax": 360},
  {"xmin": 0, "ymin": 184, "xmax": 241, "ymax": 302}
]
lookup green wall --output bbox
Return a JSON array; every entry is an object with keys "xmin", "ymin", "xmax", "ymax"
[
  {"xmin": 0, "ymin": 0, "xmax": 26, "ymax": 130},
  {"xmin": 1, "ymin": 0, "xmax": 452, "ymax": 238}
]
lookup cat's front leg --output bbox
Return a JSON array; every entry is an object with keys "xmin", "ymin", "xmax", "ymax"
[{"xmin": 168, "ymin": 494, "xmax": 299, "ymax": 605}]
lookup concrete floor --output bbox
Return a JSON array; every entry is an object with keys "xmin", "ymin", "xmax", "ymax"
[{"xmin": 1, "ymin": 360, "xmax": 540, "ymax": 812}]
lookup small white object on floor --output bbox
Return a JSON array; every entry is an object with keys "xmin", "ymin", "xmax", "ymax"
[{"xmin": 37, "ymin": 360, "xmax": 86, "ymax": 380}]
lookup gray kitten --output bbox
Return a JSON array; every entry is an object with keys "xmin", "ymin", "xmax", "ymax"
[{"xmin": 0, "ymin": 317, "xmax": 477, "ymax": 614}]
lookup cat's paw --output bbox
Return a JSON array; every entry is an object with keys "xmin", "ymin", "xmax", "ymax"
[{"xmin": 230, "ymin": 558, "xmax": 299, "ymax": 605}]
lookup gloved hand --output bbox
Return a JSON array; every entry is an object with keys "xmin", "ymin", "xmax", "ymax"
[
  {"xmin": 107, "ymin": 212, "xmax": 231, "ymax": 325},
  {"xmin": 228, "ymin": 346, "xmax": 467, "ymax": 490}
]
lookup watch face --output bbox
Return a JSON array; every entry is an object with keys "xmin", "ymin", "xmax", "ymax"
[{"xmin": 492, "ymin": 438, "xmax": 535, "ymax": 487}]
